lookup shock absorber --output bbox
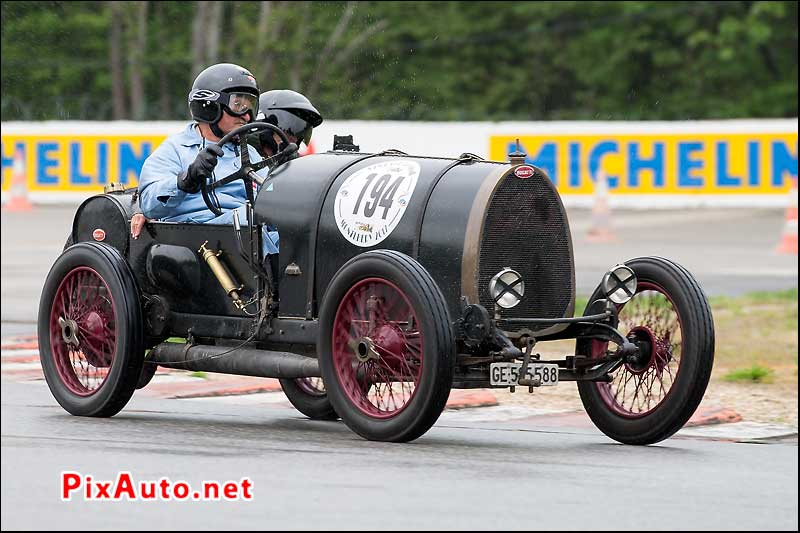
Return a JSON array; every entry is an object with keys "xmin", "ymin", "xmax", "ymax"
[{"xmin": 199, "ymin": 241, "xmax": 245, "ymax": 310}]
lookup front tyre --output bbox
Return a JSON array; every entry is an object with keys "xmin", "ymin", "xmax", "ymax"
[
  {"xmin": 318, "ymin": 251, "xmax": 455, "ymax": 442},
  {"xmin": 38, "ymin": 242, "xmax": 144, "ymax": 417},
  {"xmin": 577, "ymin": 256, "xmax": 715, "ymax": 445}
]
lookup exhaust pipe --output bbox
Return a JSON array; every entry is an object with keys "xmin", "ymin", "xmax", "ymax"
[{"xmin": 148, "ymin": 342, "xmax": 320, "ymax": 379}]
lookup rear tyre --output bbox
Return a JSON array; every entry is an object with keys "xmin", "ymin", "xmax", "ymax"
[
  {"xmin": 38, "ymin": 242, "xmax": 144, "ymax": 417},
  {"xmin": 577, "ymin": 256, "xmax": 715, "ymax": 445},
  {"xmin": 136, "ymin": 361, "xmax": 158, "ymax": 389},
  {"xmin": 318, "ymin": 250, "xmax": 455, "ymax": 442},
  {"xmin": 279, "ymin": 377, "xmax": 339, "ymax": 420}
]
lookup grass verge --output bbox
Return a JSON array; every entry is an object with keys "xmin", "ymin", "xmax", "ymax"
[
  {"xmin": 573, "ymin": 288, "xmax": 797, "ymax": 385},
  {"xmin": 722, "ymin": 364, "xmax": 775, "ymax": 383}
]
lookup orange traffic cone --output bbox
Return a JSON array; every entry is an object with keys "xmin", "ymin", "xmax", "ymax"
[
  {"xmin": 3, "ymin": 147, "xmax": 33, "ymax": 212},
  {"xmin": 299, "ymin": 141, "xmax": 315, "ymax": 157},
  {"xmin": 776, "ymin": 177, "xmax": 797, "ymax": 254},
  {"xmin": 586, "ymin": 169, "xmax": 617, "ymax": 243}
]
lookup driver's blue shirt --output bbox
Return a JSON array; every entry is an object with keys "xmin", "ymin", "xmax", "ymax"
[{"xmin": 138, "ymin": 122, "xmax": 279, "ymax": 254}]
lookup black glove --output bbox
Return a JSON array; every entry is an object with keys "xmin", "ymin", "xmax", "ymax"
[
  {"xmin": 177, "ymin": 145, "xmax": 224, "ymax": 193},
  {"xmin": 268, "ymin": 143, "xmax": 299, "ymax": 169}
]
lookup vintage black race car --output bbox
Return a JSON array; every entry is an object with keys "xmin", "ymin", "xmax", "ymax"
[{"xmin": 38, "ymin": 123, "xmax": 714, "ymax": 443}]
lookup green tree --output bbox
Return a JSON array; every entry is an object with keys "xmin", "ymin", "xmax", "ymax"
[{"xmin": 1, "ymin": 1, "xmax": 796, "ymax": 121}]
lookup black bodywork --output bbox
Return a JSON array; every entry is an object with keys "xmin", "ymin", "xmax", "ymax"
[
  {"xmin": 259, "ymin": 152, "xmax": 574, "ymax": 328},
  {"xmin": 70, "ymin": 147, "xmax": 580, "ymax": 387}
]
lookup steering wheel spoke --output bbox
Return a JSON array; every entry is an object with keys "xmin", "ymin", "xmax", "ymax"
[
  {"xmin": 250, "ymin": 159, "xmax": 271, "ymax": 172},
  {"xmin": 207, "ymin": 169, "xmax": 247, "ymax": 192},
  {"xmin": 200, "ymin": 122, "xmax": 294, "ymax": 217}
]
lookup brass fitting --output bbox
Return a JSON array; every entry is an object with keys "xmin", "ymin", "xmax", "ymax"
[
  {"xmin": 508, "ymin": 138, "xmax": 528, "ymax": 166},
  {"xmin": 199, "ymin": 241, "xmax": 245, "ymax": 309},
  {"xmin": 103, "ymin": 182, "xmax": 127, "ymax": 194}
]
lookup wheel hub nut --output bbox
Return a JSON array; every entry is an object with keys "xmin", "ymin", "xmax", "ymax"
[
  {"xmin": 355, "ymin": 338, "xmax": 380, "ymax": 362},
  {"xmin": 58, "ymin": 317, "xmax": 80, "ymax": 347}
]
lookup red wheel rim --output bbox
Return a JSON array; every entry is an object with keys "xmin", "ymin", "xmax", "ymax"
[
  {"xmin": 48, "ymin": 266, "xmax": 117, "ymax": 396},
  {"xmin": 295, "ymin": 377, "xmax": 327, "ymax": 397},
  {"xmin": 591, "ymin": 281, "xmax": 683, "ymax": 419},
  {"xmin": 331, "ymin": 278, "xmax": 424, "ymax": 419}
]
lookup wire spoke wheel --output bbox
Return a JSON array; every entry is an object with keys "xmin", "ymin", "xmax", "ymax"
[
  {"xmin": 319, "ymin": 251, "xmax": 454, "ymax": 442},
  {"xmin": 49, "ymin": 267, "xmax": 117, "ymax": 396},
  {"xmin": 577, "ymin": 257, "xmax": 714, "ymax": 445},
  {"xmin": 595, "ymin": 282, "xmax": 683, "ymax": 418},
  {"xmin": 332, "ymin": 278, "xmax": 423, "ymax": 419},
  {"xmin": 295, "ymin": 377, "xmax": 327, "ymax": 397},
  {"xmin": 38, "ymin": 242, "xmax": 144, "ymax": 417}
]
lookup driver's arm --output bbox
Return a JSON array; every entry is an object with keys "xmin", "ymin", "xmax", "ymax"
[{"xmin": 138, "ymin": 141, "xmax": 189, "ymax": 220}]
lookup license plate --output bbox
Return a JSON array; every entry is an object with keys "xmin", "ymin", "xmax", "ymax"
[{"xmin": 489, "ymin": 362, "xmax": 560, "ymax": 387}]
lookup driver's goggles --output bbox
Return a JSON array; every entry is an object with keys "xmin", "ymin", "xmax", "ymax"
[
  {"xmin": 278, "ymin": 113, "xmax": 313, "ymax": 146},
  {"xmin": 222, "ymin": 92, "xmax": 258, "ymax": 118},
  {"xmin": 296, "ymin": 126, "xmax": 312, "ymax": 146}
]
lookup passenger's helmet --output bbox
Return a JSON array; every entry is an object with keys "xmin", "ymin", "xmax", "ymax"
[
  {"xmin": 256, "ymin": 90, "xmax": 323, "ymax": 152},
  {"xmin": 188, "ymin": 63, "xmax": 259, "ymax": 124}
]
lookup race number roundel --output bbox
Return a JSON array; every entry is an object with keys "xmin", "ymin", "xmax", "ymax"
[{"xmin": 334, "ymin": 160, "xmax": 420, "ymax": 247}]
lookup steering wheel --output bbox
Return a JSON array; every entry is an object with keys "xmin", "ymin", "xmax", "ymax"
[{"xmin": 201, "ymin": 121, "xmax": 298, "ymax": 217}]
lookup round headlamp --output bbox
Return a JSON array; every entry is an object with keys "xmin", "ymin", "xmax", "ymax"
[
  {"xmin": 489, "ymin": 268, "xmax": 525, "ymax": 309},
  {"xmin": 601, "ymin": 264, "xmax": 637, "ymax": 305}
]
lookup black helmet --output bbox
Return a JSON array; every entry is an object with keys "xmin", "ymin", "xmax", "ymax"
[
  {"xmin": 256, "ymin": 90, "xmax": 323, "ymax": 151},
  {"xmin": 188, "ymin": 63, "xmax": 260, "ymax": 125}
]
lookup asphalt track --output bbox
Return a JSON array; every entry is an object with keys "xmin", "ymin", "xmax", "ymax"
[
  {"xmin": 1, "ymin": 205, "xmax": 798, "ymax": 530},
  {"xmin": 2, "ymin": 381, "xmax": 798, "ymax": 531}
]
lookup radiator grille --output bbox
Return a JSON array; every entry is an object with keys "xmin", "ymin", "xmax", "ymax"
[{"xmin": 477, "ymin": 169, "xmax": 574, "ymax": 332}]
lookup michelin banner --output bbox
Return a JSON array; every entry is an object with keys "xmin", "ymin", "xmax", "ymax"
[
  {"xmin": 1, "ymin": 119, "xmax": 796, "ymax": 207},
  {"xmin": 488, "ymin": 131, "xmax": 798, "ymax": 202}
]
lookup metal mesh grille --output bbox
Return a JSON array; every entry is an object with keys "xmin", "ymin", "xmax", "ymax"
[{"xmin": 477, "ymin": 169, "xmax": 574, "ymax": 332}]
